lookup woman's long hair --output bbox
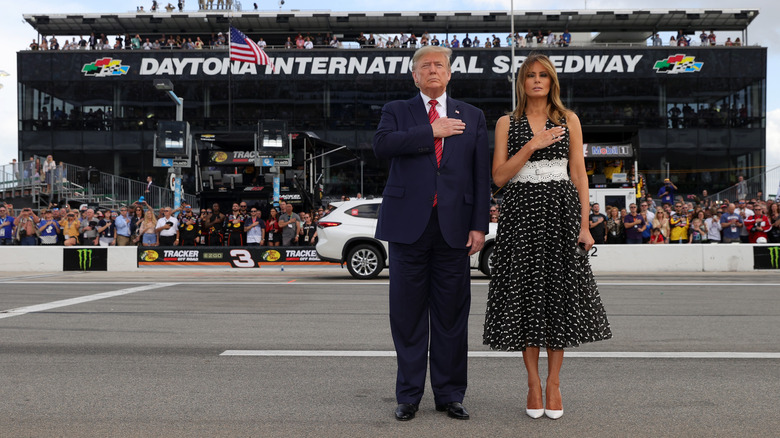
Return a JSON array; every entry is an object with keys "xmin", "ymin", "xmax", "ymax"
[{"xmin": 513, "ymin": 53, "xmax": 569, "ymax": 126}]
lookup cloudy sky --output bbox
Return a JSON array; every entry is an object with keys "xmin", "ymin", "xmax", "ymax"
[{"xmin": 1, "ymin": 0, "xmax": 778, "ymax": 172}]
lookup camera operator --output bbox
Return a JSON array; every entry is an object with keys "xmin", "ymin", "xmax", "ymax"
[
  {"xmin": 155, "ymin": 206, "xmax": 180, "ymax": 246},
  {"xmin": 79, "ymin": 208, "xmax": 100, "ymax": 246}
]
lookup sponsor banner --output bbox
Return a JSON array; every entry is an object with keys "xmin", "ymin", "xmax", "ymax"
[
  {"xmin": 138, "ymin": 247, "xmax": 335, "ymax": 267},
  {"xmin": 753, "ymin": 246, "xmax": 780, "ymax": 270},
  {"xmin": 64, "ymin": 248, "xmax": 108, "ymax": 271},
  {"xmin": 21, "ymin": 48, "xmax": 764, "ymax": 81}
]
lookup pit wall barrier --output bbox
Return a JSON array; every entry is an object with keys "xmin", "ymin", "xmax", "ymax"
[{"xmin": 0, "ymin": 244, "xmax": 779, "ymax": 272}]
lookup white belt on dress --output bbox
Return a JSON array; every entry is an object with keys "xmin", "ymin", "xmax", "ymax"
[{"xmin": 509, "ymin": 158, "xmax": 569, "ymax": 184}]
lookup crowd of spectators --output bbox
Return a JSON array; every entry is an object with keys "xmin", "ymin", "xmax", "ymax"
[
  {"xmin": 650, "ymin": 30, "xmax": 742, "ymax": 47},
  {"xmin": 584, "ymin": 191, "xmax": 780, "ymax": 245},
  {"xmin": 27, "ymin": 27, "xmax": 748, "ymax": 52},
  {"xmin": 29, "ymin": 33, "xmax": 219, "ymax": 51},
  {"xmin": 0, "ymin": 199, "xmax": 325, "ymax": 247}
]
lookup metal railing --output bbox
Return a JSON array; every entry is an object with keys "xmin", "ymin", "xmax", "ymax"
[
  {"xmin": 0, "ymin": 157, "xmax": 198, "ymax": 210},
  {"xmin": 704, "ymin": 165, "xmax": 780, "ymax": 203}
]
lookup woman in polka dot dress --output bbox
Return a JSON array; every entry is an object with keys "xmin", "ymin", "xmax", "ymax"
[{"xmin": 483, "ymin": 54, "xmax": 612, "ymax": 420}]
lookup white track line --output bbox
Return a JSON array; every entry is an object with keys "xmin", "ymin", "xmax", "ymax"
[
  {"xmin": 220, "ymin": 350, "xmax": 780, "ymax": 359},
  {"xmin": 6, "ymin": 281, "xmax": 780, "ymax": 287},
  {"xmin": 0, "ymin": 283, "xmax": 178, "ymax": 320}
]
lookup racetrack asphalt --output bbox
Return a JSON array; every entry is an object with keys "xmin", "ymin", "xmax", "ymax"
[{"xmin": 1, "ymin": 268, "xmax": 779, "ymax": 437}]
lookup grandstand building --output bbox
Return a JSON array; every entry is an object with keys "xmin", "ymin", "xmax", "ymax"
[{"xmin": 18, "ymin": 9, "xmax": 765, "ymax": 197}]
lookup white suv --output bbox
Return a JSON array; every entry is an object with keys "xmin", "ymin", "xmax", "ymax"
[{"xmin": 316, "ymin": 198, "xmax": 497, "ymax": 280}]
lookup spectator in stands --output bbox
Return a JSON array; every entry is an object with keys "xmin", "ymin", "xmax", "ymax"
[
  {"xmin": 178, "ymin": 207, "xmax": 199, "ymax": 246},
  {"xmin": 734, "ymin": 38, "xmax": 742, "ymax": 46},
  {"xmin": 155, "ymin": 207, "xmax": 179, "ymax": 246},
  {"xmin": 114, "ymin": 207, "xmax": 131, "ymax": 246},
  {"xmin": 605, "ymin": 206, "xmax": 624, "ymax": 244},
  {"xmin": 705, "ymin": 209, "xmax": 722, "ymax": 243},
  {"xmin": 42, "ymin": 155, "xmax": 56, "ymax": 194},
  {"xmin": 96, "ymin": 210, "xmax": 116, "ymax": 246},
  {"xmin": 492, "ymin": 34, "xmax": 501, "ymax": 47},
  {"xmin": 129, "ymin": 205, "xmax": 145, "ymax": 245},
  {"xmin": 0, "ymin": 205, "xmax": 15, "ymax": 245},
  {"xmin": 224, "ymin": 202, "xmax": 246, "ymax": 246},
  {"xmin": 13, "ymin": 208, "xmax": 38, "ymax": 245},
  {"xmin": 37, "ymin": 209, "xmax": 60, "ymax": 245},
  {"xmin": 244, "ymin": 206, "xmax": 265, "ymax": 246},
  {"xmin": 461, "ymin": 34, "xmax": 472, "ymax": 48},
  {"xmin": 669, "ymin": 202, "xmax": 690, "ymax": 244},
  {"xmin": 356, "ymin": 33, "xmax": 367, "ymax": 47},
  {"xmin": 562, "ymin": 29, "xmax": 571, "ymax": 47},
  {"xmin": 300, "ymin": 212, "xmax": 317, "ymax": 246},
  {"xmin": 329, "ymin": 35, "xmax": 340, "ymax": 49},
  {"xmin": 303, "ymin": 37, "xmax": 313, "ymax": 50},
  {"xmin": 265, "ymin": 207, "xmax": 281, "ymax": 246},
  {"xmin": 367, "ymin": 34, "xmax": 376, "ymax": 47},
  {"xmin": 295, "ymin": 34, "xmax": 305, "ymax": 49},
  {"xmin": 79, "ymin": 209, "xmax": 99, "ymax": 246},
  {"xmin": 708, "ymin": 31, "xmax": 716, "ymax": 46},
  {"xmin": 139, "ymin": 209, "xmax": 159, "ymax": 246},
  {"xmin": 688, "ymin": 217, "xmax": 706, "ymax": 243},
  {"xmin": 649, "ymin": 227, "xmax": 665, "ymax": 244},
  {"xmin": 29, "ymin": 39, "xmax": 39, "ymax": 50},
  {"xmin": 59, "ymin": 211, "xmax": 80, "ymax": 246},
  {"xmin": 278, "ymin": 203, "xmax": 301, "ymax": 246},
  {"xmin": 744, "ymin": 204, "xmax": 772, "ymax": 243},
  {"xmin": 736, "ymin": 200, "xmax": 753, "ymax": 242},
  {"xmin": 450, "ymin": 35, "xmax": 460, "ymax": 48},
  {"xmin": 657, "ymin": 178, "xmax": 677, "ymax": 205},
  {"xmin": 205, "ymin": 203, "xmax": 225, "ymax": 245},
  {"xmin": 623, "ymin": 203, "xmax": 645, "ymax": 244},
  {"xmin": 651, "ymin": 209, "xmax": 670, "ymax": 243},
  {"xmin": 639, "ymin": 201, "xmax": 655, "ymax": 243},
  {"xmin": 735, "ymin": 175, "xmax": 747, "ymax": 201},
  {"xmin": 589, "ymin": 203, "xmax": 607, "ymax": 244},
  {"xmin": 767, "ymin": 203, "xmax": 780, "ymax": 243}
]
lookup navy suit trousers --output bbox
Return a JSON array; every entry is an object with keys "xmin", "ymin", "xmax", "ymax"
[{"xmin": 388, "ymin": 208, "xmax": 471, "ymax": 405}]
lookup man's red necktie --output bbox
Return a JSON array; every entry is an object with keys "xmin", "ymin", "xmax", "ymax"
[{"xmin": 428, "ymin": 99, "xmax": 442, "ymax": 206}]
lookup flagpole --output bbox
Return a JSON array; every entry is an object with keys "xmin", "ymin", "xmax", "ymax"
[{"xmin": 228, "ymin": 15, "xmax": 232, "ymax": 131}]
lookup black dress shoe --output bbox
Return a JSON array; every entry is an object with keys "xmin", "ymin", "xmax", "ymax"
[
  {"xmin": 435, "ymin": 402, "xmax": 470, "ymax": 420},
  {"xmin": 395, "ymin": 403, "xmax": 419, "ymax": 421}
]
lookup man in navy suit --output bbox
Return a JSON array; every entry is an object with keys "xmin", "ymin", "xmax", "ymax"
[{"xmin": 373, "ymin": 46, "xmax": 490, "ymax": 421}]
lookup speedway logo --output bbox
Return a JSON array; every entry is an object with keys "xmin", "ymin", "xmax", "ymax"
[
  {"xmin": 82, "ymin": 58, "xmax": 130, "ymax": 77},
  {"xmin": 653, "ymin": 54, "xmax": 703, "ymax": 74}
]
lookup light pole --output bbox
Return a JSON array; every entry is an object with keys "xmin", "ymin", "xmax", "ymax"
[
  {"xmin": 510, "ymin": 0, "xmax": 516, "ymax": 111},
  {"xmin": 153, "ymin": 79, "xmax": 185, "ymax": 210}
]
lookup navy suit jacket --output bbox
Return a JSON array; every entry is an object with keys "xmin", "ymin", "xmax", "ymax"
[{"xmin": 373, "ymin": 94, "xmax": 490, "ymax": 248}]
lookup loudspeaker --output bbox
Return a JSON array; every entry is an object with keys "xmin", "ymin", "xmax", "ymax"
[
  {"xmin": 88, "ymin": 168, "xmax": 100, "ymax": 184},
  {"xmin": 75, "ymin": 170, "xmax": 87, "ymax": 185}
]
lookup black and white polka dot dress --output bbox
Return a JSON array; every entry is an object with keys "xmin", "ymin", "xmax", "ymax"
[{"xmin": 483, "ymin": 115, "xmax": 612, "ymax": 351}]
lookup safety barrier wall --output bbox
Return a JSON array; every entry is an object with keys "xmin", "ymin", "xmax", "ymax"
[{"xmin": 0, "ymin": 244, "xmax": 774, "ymax": 273}]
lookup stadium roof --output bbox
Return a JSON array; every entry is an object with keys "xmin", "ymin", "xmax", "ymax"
[{"xmin": 23, "ymin": 9, "xmax": 759, "ymax": 40}]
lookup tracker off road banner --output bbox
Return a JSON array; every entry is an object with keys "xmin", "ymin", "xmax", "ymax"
[{"xmin": 138, "ymin": 247, "xmax": 332, "ymax": 268}]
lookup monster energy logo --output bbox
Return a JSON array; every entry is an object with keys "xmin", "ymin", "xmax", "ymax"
[
  {"xmin": 77, "ymin": 249, "xmax": 93, "ymax": 270},
  {"xmin": 770, "ymin": 247, "xmax": 780, "ymax": 269}
]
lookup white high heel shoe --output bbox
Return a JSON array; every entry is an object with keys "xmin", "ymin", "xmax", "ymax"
[
  {"xmin": 544, "ymin": 408, "xmax": 563, "ymax": 419},
  {"xmin": 526, "ymin": 408, "xmax": 545, "ymax": 419}
]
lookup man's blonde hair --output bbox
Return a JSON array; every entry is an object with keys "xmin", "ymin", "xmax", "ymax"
[{"xmin": 411, "ymin": 45, "xmax": 452, "ymax": 72}]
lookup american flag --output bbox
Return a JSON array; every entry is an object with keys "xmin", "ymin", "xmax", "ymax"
[{"xmin": 229, "ymin": 26, "xmax": 273, "ymax": 68}]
